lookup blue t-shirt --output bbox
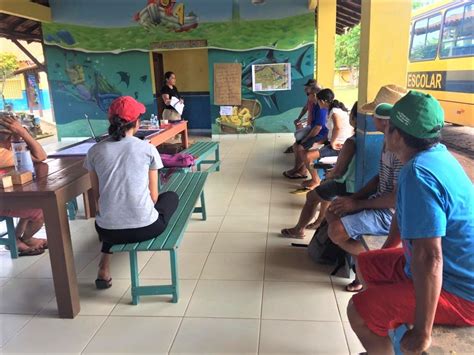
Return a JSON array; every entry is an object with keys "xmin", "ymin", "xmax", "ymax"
[
  {"xmin": 310, "ymin": 104, "xmax": 328, "ymax": 138},
  {"xmin": 397, "ymin": 144, "xmax": 474, "ymax": 301}
]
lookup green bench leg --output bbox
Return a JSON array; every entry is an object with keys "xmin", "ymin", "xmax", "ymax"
[
  {"xmin": 170, "ymin": 249, "xmax": 179, "ymax": 303},
  {"xmin": 200, "ymin": 191, "xmax": 207, "ymax": 221},
  {"xmin": 215, "ymin": 146, "xmax": 220, "ymax": 172},
  {"xmin": 129, "ymin": 250, "xmax": 140, "ymax": 305}
]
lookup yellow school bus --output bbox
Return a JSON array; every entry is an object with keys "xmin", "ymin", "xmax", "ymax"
[{"xmin": 407, "ymin": 0, "xmax": 473, "ymax": 126}]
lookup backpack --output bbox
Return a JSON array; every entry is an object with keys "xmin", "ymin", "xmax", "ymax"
[
  {"xmin": 307, "ymin": 220, "xmax": 348, "ymax": 276},
  {"xmin": 161, "ymin": 153, "xmax": 195, "ymax": 168}
]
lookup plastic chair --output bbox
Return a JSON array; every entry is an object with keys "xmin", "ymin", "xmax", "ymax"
[{"xmin": 0, "ymin": 216, "xmax": 18, "ymax": 258}]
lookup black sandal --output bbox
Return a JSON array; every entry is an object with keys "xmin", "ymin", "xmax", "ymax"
[
  {"xmin": 95, "ymin": 278, "xmax": 112, "ymax": 289},
  {"xmin": 18, "ymin": 248, "xmax": 45, "ymax": 257}
]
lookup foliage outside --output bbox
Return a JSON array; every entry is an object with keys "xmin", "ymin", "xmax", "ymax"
[
  {"xmin": 335, "ymin": 24, "xmax": 360, "ymax": 85},
  {"xmin": 0, "ymin": 53, "xmax": 19, "ymax": 108}
]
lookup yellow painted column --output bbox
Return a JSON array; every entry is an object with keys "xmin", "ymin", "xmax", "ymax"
[
  {"xmin": 315, "ymin": 0, "xmax": 336, "ymax": 89},
  {"xmin": 0, "ymin": 0, "xmax": 51, "ymax": 22},
  {"xmin": 358, "ymin": 0, "xmax": 411, "ymax": 105}
]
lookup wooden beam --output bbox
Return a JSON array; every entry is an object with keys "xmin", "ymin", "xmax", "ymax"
[
  {"xmin": 0, "ymin": 28, "xmax": 42, "ymax": 42},
  {"xmin": 337, "ymin": 5, "xmax": 360, "ymax": 22},
  {"xmin": 0, "ymin": 0, "xmax": 51, "ymax": 23},
  {"xmin": 9, "ymin": 17, "xmax": 27, "ymax": 31},
  {"xmin": 25, "ymin": 22, "xmax": 41, "ymax": 34},
  {"xmin": 11, "ymin": 38, "xmax": 45, "ymax": 70},
  {"xmin": 337, "ymin": 17, "xmax": 356, "ymax": 29},
  {"xmin": 336, "ymin": 10, "xmax": 359, "ymax": 26}
]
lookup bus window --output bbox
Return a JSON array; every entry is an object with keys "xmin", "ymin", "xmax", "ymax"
[
  {"xmin": 410, "ymin": 14, "xmax": 441, "ymax": 61},
  {"xmin": 440, "ymin": 3, "xmax": 474, "ymax": 58}
]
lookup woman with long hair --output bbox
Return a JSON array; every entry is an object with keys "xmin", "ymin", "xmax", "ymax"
[
  {"xmin": 161, "ymin": 71, "xmax": 183, "ymax": 122},
  {"xmin": 84, "ymin": 96, "xmax": 179, "ymax": 289}
]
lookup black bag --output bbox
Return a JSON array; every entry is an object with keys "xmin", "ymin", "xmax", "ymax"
[{"xmin": 307, "ymin": 220, "xmax": 347, "ymax": 276}]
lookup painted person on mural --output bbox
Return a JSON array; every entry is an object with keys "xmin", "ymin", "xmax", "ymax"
[
  {"xmin": 347, "ymin": 91, "xmax": 474, "ymax": 355},
  {"xmin": 283, "ymin": 79, "xmax": 322, "ymax": 153},
  {"xmin": 160, "ymin": 71, "xmax": 183, "ymax": 122},
  {"xmin": 283, "ymin": 85, "xmax": 328, "ymax": 179},
  {"xmin": 0, "ymin": 112, "xmax": 48, "ymax": 256}
]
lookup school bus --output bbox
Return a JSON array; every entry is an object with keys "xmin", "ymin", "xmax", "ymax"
[{"xmin": 407, "ymin": 0, "xmax": 473, "ymax": 126}]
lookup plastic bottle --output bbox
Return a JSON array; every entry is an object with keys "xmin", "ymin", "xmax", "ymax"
[{"xmin": 11, "ymin": 136, "xmax": 35, "ymax": 177}]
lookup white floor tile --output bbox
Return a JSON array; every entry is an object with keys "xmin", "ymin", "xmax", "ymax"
[
  {"xmin": 0, "ymin": 278, "xmax": 9, "ymax": 287},
  {"xmin": 112, "ymin": 279, "xmax": 197, "ymax": 317},
  {"xmin": 220, "ymin": 215, "xmax": 269, "ymax": 233},
  {"xmin": 0, "ymin": 251, "xmax": 46, "ymax": 278},
  {"xmin": 201, "ymin": 252, "xmax": 265, "ymax": 280},
  {"xmin": 186, "ymin": 280, "xmax": 263, "ymax": 319},
  {"xmin": 0, "ymin": 314, "xmax": 33, "ymax": 347},
  {"xmin": 186, "ymin": 216, "xmax": 223, "ymax": 232},
  {"xmin": 262, "ymin": 281, "xmax": 340, "ymax": 321},
  {"xmin": 211, "ymin": 233, "xmax": 267, "ymax": 253},
  {"xmin": 265, "ymin": 250, "xmax": 333, "ymax": 282},
  {"xmin": 179, "ymin": 232, "xmax": 216, "ymax": 253},
  {"xmin": 83, "ymin": 316, "xmax": 181, "ymax": 354},
  {"xmin": 140, "ymin": 252, "xmax": 208, "ymax": 280},
  {"xmin": 2, "ymin": 315, "xmax": 105, "ymax": 353},
  {"xmin": 170, "ymin": 318, "xmax": 259, "ymax": 354},
  {"xmin": 40, "ymin": 279, "xmax": 130, "ymax": 316},
  {"xmin": 342, "ymin": 321, "xmax": 366, "ymax": 354},
  {"xmin": 332, "ymin": 276, "xmax": 356, "ymax": 322},
  {"xmin": 0, "ymin": 278, "xmax": 55, "ymax": 315},
  {"xmin": 259, "ymin": 320, "xmax": 349, "ymax": 355}
]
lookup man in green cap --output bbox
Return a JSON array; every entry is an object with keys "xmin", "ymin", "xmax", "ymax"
[{"xmin": 347, "ymin": 91, "xmax": 474, "ymax": 354}]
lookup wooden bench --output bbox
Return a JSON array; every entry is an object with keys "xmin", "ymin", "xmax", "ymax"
[
  {"xmin": 181, "ymin": 141, "xmax": 220, "ymax": 172},
  {"xmin": 110, "ymin": 171, "xmax": 208, "ymax": 305}
]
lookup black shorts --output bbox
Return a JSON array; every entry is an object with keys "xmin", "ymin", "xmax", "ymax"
[
  {"xmin": 315, "ymin": 180, "xmax": 351, "ymax": 201},
  {"xmin": 95, "ymin": 191, "xmax": 179, "ymax": 253},
  {"xmin": 319, "ymin": 144, "xmax": 340, "ymax": 158},
  {"xmin": 296, "ymin": 133, "xmax": 327, "ymax": 150}
]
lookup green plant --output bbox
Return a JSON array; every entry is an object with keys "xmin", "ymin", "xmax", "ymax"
[{"xmin": 0, "ymin": 53, "xmax": 19, "ymax": 109}]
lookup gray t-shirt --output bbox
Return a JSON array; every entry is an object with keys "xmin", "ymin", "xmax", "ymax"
[{"xmin": 84, "ymin": 136, "xmax": 163, "ymax": 230}]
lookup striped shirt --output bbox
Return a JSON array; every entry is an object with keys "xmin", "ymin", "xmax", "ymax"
[{"xmin": 376, "ymin": 146, "xmax": 403, "ymax": 197}]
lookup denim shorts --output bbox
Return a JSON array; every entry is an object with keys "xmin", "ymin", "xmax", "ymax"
[
  {"xmin": 319, "ymin": 145, "xmax": 340, "ymax": 158},
  {"xmin": 340, "ymin": 208, "xmax": 393, "ymax": 240}
]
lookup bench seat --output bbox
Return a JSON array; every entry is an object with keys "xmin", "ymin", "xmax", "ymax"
[
  {"xmin": 110, "ymin": 172, "xmax": 208, "ymax": 304},
  {"xmin": 182, "ymin": 141, "xmax": 220, "ymax": 172}
]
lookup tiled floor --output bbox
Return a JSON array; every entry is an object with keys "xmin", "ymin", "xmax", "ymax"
[{"xmin": 0, "ymin": 134, "xmax": 365, "ymax": 354}]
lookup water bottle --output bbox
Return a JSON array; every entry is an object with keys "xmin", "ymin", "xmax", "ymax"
[{"xmin": 12, "ymin": 137, "xmax": 35, "ymax": 177}]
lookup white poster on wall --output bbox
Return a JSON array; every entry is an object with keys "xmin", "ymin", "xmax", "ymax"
[{"xmin": 252, "ymin": 63, "xmax": 292, "ymax": 92}]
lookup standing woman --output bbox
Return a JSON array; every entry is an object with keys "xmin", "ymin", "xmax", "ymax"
[
  {"xmin": 161, "ymin": 71, "xmax": 183, "ymax": 122},
  {"xmin": 84, "ymin": 96, "xmax": 179, "ymax": 289}
]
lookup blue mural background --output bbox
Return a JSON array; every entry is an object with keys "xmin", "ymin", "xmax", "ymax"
[{"xmin": 44, "ymin": 46, "xmax": 153, "ymax": 139}]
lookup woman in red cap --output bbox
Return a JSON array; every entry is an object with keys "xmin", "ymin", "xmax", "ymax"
[{"xmin": 84, "ymin": 96, "xmax": 179, "ymax": 289}]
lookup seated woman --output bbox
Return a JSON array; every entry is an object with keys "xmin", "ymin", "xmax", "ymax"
[
  {"xmin": 283, "ymin": 85, "xmax": 328, "ymax": 179},
  {"xmin": 301, "ymin": 89, "xmax": 354, "ymax": 190},
  {"xmin": 84, "ymin": 96, "xmax": 179, "ymax": 289},
  {"xmin": 0, "ymin": 113, "xmax": 48, "ymax": 256},
  {"xmin": 281, "ymin": 102, "xmax": 357, "ymax": 239}
]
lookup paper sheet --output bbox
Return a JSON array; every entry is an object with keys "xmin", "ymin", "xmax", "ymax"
[
  {"xmin": 170, "ymin": 96, "xmax": 185, "ymax": 115},
  {"xmin": 219, "ymin": 106, "xmax": 233, "ymax": 115},
  {"xmin": 48, "ymin": 142, "xmax": 96, "ymax": 157}
]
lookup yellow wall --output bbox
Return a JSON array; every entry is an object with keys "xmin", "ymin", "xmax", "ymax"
[
  {"xmin": 161, "ymin": 49, "xmax": 209, "ymax": 92},
  {"xmin": 358, "ymin": 0, "xmax": 411, "ymax": 106},
  {"xmin": 0, "ymin": 0, "xmax": 51, "ymax": 22},
  {"xmin": 316, "ymin": 0, "xmax": 336, "ymax": 89}
]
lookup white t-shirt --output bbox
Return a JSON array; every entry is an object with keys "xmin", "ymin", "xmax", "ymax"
[
  {"xmin": 84, "ymin": 136, "xmax": 163, "ymax": 230},
  {"xmin": 327, "ymin": 107, "xmax": 354, "ymax": 144}
]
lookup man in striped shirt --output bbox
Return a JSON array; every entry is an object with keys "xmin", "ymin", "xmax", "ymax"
[{"xmin": 326, "ymin": 104, "xmax": 403, "ymax": 292}]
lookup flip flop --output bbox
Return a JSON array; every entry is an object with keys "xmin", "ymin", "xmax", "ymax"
[
  {"xmin": 284, "ymin": 146, "xmax": 294, "ymax": 153},
  {"xmin": 290, "ymin": 188, "xmax": 310, "ymax": 195},
  {"xmin": 283, "ymin": 171, "xmax": 308, "ymax": 179},
  {"xmin": 306, "ymin": 221, "xmax": 322, "ymax": 229},
  {"xmin": 345, "ymin": 280, "xmax": 363, "ymax": 292},
  {"xmin": 18, "ymin": 248, "xmax": 45, "ymax": 257},
  {"xmin": 281, "ymin": 228, "xmax": 306, "ymax": 239},
  {"xmin": 95, "ymin": 278, "xmax": 112, "ymax": 290}
]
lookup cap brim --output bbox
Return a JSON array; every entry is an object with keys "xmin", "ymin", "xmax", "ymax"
[{"xmin": 374, "ymin": 103, "xmax": 393, "ymax": 120}]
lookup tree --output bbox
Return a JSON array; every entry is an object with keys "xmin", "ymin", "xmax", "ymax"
[
  {"xmin": 0, "ymin": 53, "xmax": 19, "ymax": 109},
  {"xmin": 335, "ymin": 24, "xmax": 360, "ymax": 85}
]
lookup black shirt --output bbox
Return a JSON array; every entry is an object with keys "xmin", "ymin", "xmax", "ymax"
[{"xmin": 160, "ymin": 85, "xmax": 181, "ymax": 111}]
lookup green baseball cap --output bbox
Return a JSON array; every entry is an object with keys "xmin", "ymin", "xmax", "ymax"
[
  {"xmin": 389, "ymin": 90, "xmax": 444, "ymax": 139},
  {"xmin": 374, "ymin": 103, "xmax": 393, "ymax": 120}
]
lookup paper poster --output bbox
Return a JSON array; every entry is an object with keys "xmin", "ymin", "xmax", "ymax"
[{"xmin": 214, "ymin": 63, "xmax": 242, "ymax": 105}]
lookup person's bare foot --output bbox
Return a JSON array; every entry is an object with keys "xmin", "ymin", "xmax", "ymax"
[
  {"xmin": 16, "ymin": 239, "xmax": 34, "ymax": 252},
  {"xmin": 281, "ymin": 227, "xmax": 305, "ymax": 239},
  {"xmin": 306, "ymin": 218, "xmax": 324, "ymax": 230},
  {"xmin": 301, "ymin": 180, "xmax": 319, "ymax": 190},
  {"xmin": 21, "ymin": 237, "xmax": 47, "ymax": 249}
]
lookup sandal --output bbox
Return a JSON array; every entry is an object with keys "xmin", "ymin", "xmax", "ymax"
[
  {"xmin": 95, "ymin": 278, "xmax": 112, "ymax": 290},
  {"xmin": 306, "ymin": 221, "xmax": 323, "ymax": 230},
  {"xmin": 283, "ymin": 171, "xmax": 308, "ymax": 179},
  {"xmin": 281, "ymin": 228, "xmax": 305, "ymax": 239},
  {"xmin": 284, "ymin": 146, "xmax": 294, "ymax": 154},
  {"xmin": 345, "ymin": 279, "xmax": 363, "ymax": 292},
  {"xmin": 18, "ymin": 248, "xmax": 45, "ymax": 257},
  {"xmin": 290, "ymin": 188, "xmax": 310, "ymax": 195}
]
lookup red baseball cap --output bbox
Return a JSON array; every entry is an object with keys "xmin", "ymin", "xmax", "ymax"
[{"xmin": 108, "ymin": 96, "xmax": 146, "ymax": 123}]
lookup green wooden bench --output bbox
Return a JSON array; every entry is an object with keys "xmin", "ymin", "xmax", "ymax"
[
  {"xmin": 110, "ymin": 171, "xmax": 208, "ymax": 305},
  {"xmin": 182, "ymin": 141, "xmax": 220, "ymax": 172}
]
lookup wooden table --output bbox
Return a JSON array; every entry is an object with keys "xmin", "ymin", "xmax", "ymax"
[
  {"xmin": 148, "ymin": 120, "xmax": 189, "ymax": 148},
  {"xmin": 0, "ymin": 158, "xmax": 95, "ymax": 318}
]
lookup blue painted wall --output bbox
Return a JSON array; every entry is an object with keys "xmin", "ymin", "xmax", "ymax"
[{"xmin": 0, "ymin": 90, "xmax": 51, "ymax": 112}]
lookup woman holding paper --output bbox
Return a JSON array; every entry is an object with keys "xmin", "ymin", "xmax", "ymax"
[{"xmin": 161, "ymin": 71, "xmax": 184, "ymax": 122}]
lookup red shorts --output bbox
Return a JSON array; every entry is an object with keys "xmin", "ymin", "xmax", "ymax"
[
  {"xmin": 0, "ymin": 208, "xmax": 43, "ymax": 222},
  {"xmin": 352, "ymin": 248, "xmax": 474, "ymax": 337}
]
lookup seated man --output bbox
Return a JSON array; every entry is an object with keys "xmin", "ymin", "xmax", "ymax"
[
  {"xmin": 0, "ymin": 113, "xmax": 48, "ymax": 256},
  {"xmin": 283, "ymin": 85, "xmax": 328, "ymax": 179},
  {"xmin": 326, "ymin": 104, "xmax": 403, "ymax": 292},
  {"xmin": 280, "ymin": 102, "xmax": 358, "ymax": 239},
  {"xmin": 347, "ymin": 91, "xmax": 474, "ymax": 354}
]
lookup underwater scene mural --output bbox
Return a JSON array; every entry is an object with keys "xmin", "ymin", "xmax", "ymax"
[
  {"xmin": 44, "ymin": 46, "xmax": 154, "ymax": 139},
  {"xmin": 209, "ymin": 44, "xmax": 314, "ymax": 134}
]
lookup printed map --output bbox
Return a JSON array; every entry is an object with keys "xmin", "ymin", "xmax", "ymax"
[{"xmin": 252, "ymin": 63, "xmax": 291, "ymax": 91}]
